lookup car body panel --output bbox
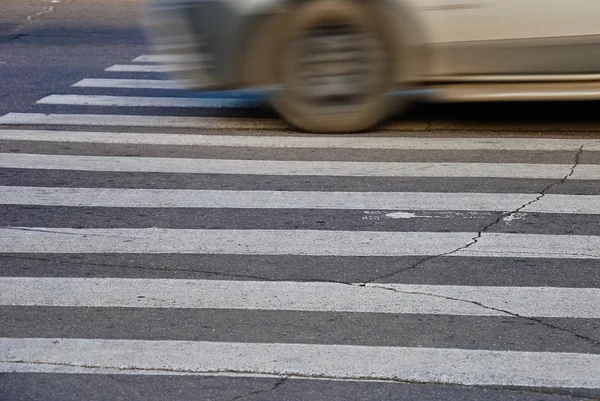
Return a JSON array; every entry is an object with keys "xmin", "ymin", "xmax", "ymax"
[
  {"xmin": 431, "ymin": 36, "xmax": 600, "ymax": 76},
  {"xmin": 411, "ymin": 0, "xmax": 600, "ymax": 75},
  {"xmin": 144, "ymin": 0, "xmax": 600, "ymax": 99},
  {"xmin": 410, "ymin": 0, "xmax": 600, "ymax": 43}
]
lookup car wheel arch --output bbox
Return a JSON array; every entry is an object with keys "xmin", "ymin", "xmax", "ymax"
[{"xmin": 238, "ymin": 0, "xmax": 432, "ymax": 88}]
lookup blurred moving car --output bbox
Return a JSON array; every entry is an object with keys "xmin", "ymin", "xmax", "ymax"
[{"xmin": 144, "ymin": 0, "xmax": 600, "ymax": 132}]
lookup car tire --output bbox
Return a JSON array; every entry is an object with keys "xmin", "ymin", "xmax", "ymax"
[{"xmin": 270, "ymin": 0, "xmax": 398, "ymax": 133}]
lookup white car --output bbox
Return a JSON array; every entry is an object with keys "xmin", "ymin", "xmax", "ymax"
[{"xmin": 144, "ymin": 0, "xmax": 600, "ymax": 132}]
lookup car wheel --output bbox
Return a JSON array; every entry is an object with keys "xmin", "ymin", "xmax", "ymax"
[{"xmin": 270, "ymin": 0, "xmax": 397, "ymax": 133}]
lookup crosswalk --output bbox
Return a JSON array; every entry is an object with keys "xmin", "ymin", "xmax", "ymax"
[{"xmin": 1, "ymin": 55, "xmax": 600, "ymax": 397}]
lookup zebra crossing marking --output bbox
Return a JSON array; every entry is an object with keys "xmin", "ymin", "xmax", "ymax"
[
  {"xmin": 1, "ymin": 129, "xmax": 599, "ymax": 151},
  {"xmin": 2, "ymin": 228, "xmax": 599, "ymax": 258},
  {"xmin": 132, "ymin": 54, "xmax": 196, "ymax": 63},
  {"xmin": 0, "ymin": 113, "xmax": 286, "ymax": 129},
  {"xmin": 3, "ymin": 186, "xmax": 600, "ymax": 214},
  {"xmin": 3, "ymin": 153, "xmax": 597, "ymax": 179},
  {"xmin": 73, "ymin": 78, "xmax": 182, "ymax": 89},
  {"xmin": 2, "ymin": 277, "xmax": 599, "ymax": 318},
  {"xmin": 105, "ymin": 64, "xmax": 191, "ymax": 73},
  {"xmin": 1, "ymin": 53, "xmax": 599, "ymax": 393},
  {"xmin": 2, "ymin": 338, "xmax": 599, "ymax": 388},
  {"xmin": 36, "ymin": 94, "xmax": 265, "ymax": 109}
]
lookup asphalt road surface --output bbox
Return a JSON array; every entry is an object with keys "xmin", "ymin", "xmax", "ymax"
[{"xmin": 1, "ymin": 1, "xmax": 600, "ymax": 400}]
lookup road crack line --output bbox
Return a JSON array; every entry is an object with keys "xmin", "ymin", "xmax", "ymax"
[
  {"xmin": 0, "ymin": 254, "xmax": 278, "ymax": 282},
  {"xmin": 228, "ymin": 377, "xmax": 287, "ymax": 401},
  {"xmin": 1, "ymin": 360, "xmax": 597, "ymax": 400},
  {"xmin": 351, "ymin": 146, "xmax": 599, "ymax": 346},
  {"xmin": 0, "ymin": 226, "xmax": 138, "ymax": 239},
  {"xmin": 362, "ymin": 145, "xmax": 586, "ymax": 284},
  {"xmin": 365, "ymin": 284, "xmax": 600, "ymax": 347}
]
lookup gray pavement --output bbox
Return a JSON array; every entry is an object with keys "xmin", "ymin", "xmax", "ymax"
[{"xmin": 1, "ymin": 1, "xmax": 600, "ymax": 400}]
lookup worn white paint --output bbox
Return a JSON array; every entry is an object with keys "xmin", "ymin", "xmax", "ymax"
[
  {"xmin": 72, "ymin": 79, "xmax": 182, "ymax": 90},
  {"xmin": 0, "ymin": 113, "xmax": 285, "ymax": 129},
  {"xmin": 1, "ymin": 228, "xmax": 599, "ymax": 259},
  {"xmin": 104, "ymin": 64, "xmax": 191, "ymax": 73},
  {"xmin": 1, "ymin": 128, "xmax": 599, "ymax": 151},
  {"xmin": 385, "ymin": 212, "xmax": 418, "ymax": 219},
  {"xmin": 1, "ymin": 338, "xmax": 600, "ymax": 388},
  {"xmin": 132, "ymin": 55, "xmax": 194, "ymax": 63},
  {"xmin": 0, "ymin": 228, "xmax": 476, "ymax": 256},
  {"xmin": 1, "ymin": 277, "xmax": 599, "ymax": 318},
  {"xmin": 0, "ymin": 187, "xmax": 535, "ymax": 211},
  {"xmin": 502, "ymin": 212, "xmax": 527, "ymax": 224},
  {"xmin": 454, "ymin": 232, "xmax": 600, "ymax": 259},
  {"xmin": 524, "ymin": 195, "xmax": 600, "ymax": 214},
  {"xmin": 36, "ymin": 95, "xmax": 264, "ymax": 108},
  {"xmin": 2, "ymin": 153, "xmax": 596, "ymax": 179}
]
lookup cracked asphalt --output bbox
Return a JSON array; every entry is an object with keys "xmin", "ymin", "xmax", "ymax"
[
  {"xmin": 2, "ymin": 0, "xmax": 600, "ymax": 400},
  {"xmin": 363, "ymin": 145, "xmax": 587, "ymax": 283}
]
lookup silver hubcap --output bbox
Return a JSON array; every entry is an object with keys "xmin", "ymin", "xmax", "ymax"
[{"xmin": 287, "ymin": 24, "xmax": 384, "ymax": 112}]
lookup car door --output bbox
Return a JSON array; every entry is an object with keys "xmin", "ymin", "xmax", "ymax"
[{"xmin": 409, "ymin": 0, "xmax": 600, "ymax": 76}]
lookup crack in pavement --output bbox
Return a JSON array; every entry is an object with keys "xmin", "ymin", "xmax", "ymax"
[
  {"xmin": 1, "ymin": 33, "xmax": 28, "ymax": 43},
  {"xmin": 365, "ymin": 284, "xmax": 600, "ymax": 347},
  {"xmin": 0, "ymin": 254, "xmax": 279, "ymax": 282},
  {"xmin": 2, "ymin": 146, "xmax": 597, "ymax": 383},
  {"xmin": 0, "ymin": 254, "xmax": 367, "ymax": 286},
  {"xmin": 0, "ymin": 359, "xmax": 280, "ymax": 377},
  {"xmin": 1, "ymin": 360, "xmax": 598, "ymax": 400},
  {"xmin": 351, "ymin": 145, "xmax": 600, "ymax": 347},
  {"xmin": 455, "ymin": 249, "xmax": 600, "ymax": 258},
  {"xmin": 362, "ymin": 145, "xmax": 586, "ymax": 284},
  {"xmin": 0, "ymin": 225, "xmax": 142, "ymax": 239},
  {"xmin": 0, "ymin": 253, "xmax": 396, "ymax": 288},
  {"xmin": 228, "ymin": 377, "xmax": 288, "ymax": 401}
]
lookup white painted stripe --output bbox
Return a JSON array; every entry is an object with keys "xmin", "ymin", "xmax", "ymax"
[
  {"xmin": 0, "ymin": 113, "xmax": 285, "ymax": 130},
  {"xmin": 2, "ymin": 338, "xmax": 599, "ymax": 388},
  {"xmin": 2, "ymin": 153, "xmax": 597, "ymax": 179},
  {"xmin": 71, "ymin": 79, "xmax": 272, "ymax": 94},
  {"xmin": 4, "ymin": 112, "xmax": 600, "ymax": 134},
  {"xmin": 456, "ymin": 232, "xmax": 600, "ymax": 259},
  {"xmin": 1, "ymin": 228, "xmax": 599, "ymax": 259},
  {"xmin": 1, "ymin": 129, "xmax": 599, "ymax": 151},
  {"xmin": 0, "ymin": 186, "xmax": 526, "ymax": 210},
  {"xmin": 133, "ymin": 54, "xmax": 168, "ymax": 62},
  {"xmin": 3, "ymin": 186, "xmax": 599, "ymax": 215},
  {"xmin": 524, "ymin": 194, "xmax": 600, "ymax": 214},
  {"xmin": 132, "ymin": 54, "xmax": 194, "ymax": 63},
  {"xmin": 0, "ymin": 228, "xmax": 475, "ymax": 255},
  {"xmin": 0, "ymin": 363, "xmax": 282, "ymax": 378},
  {"xmin": 105, "ymin": 64, "xmax": 191, "ymax": 72},
  {"xmin": 2, "ymin": 277, "xmax": 599, "ymax": 318},
  {"xmin": 36, "ymin": 95, "xmax": 264, "ymax": 109},
  {"xmin": 72, "ymin": 78, "xmax": 182, "ymax": 90}
]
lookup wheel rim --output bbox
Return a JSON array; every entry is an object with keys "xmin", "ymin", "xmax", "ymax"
[{"xmin": 285, "ymin": 22, "xmax": 386, "ymax": 115}]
